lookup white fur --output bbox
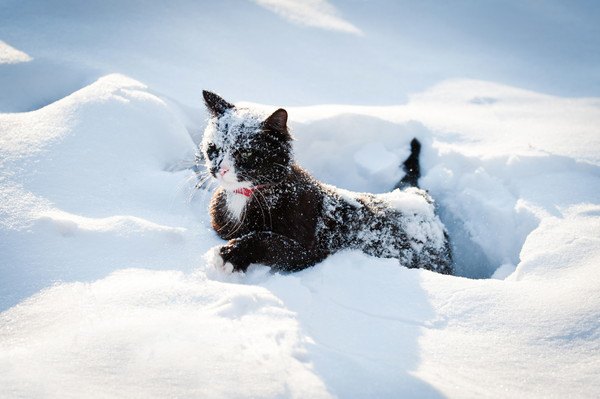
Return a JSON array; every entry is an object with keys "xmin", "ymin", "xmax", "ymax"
[
  {"xmin": 226, "ymin": 191, "xmax": 249, "ymax": 220},
  {"xmin": 212, "ymin": 156, "xmax": 252, "ymax": 220}
]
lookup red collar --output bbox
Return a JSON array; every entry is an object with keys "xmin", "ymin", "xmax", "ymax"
[{"xmin": 232, "ymin": 184, "xmax": 269, "ymax": 197}]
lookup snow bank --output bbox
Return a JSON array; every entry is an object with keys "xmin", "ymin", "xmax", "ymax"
[
  {"xmin": 1, "ymin": 72, "xmax": 599, "ymax": 398},
  {"xmin": 0, "ymin": 74, "xmax": 208, "ymax": 308},
  {"xmin": 288, "ymin": 81, "xmax": 600, "ymax": 278},
  {"xmin": 0, "ymin": 268, "xmax": 331, "ymax": 398},
  {"xmin": 1, "ymin": 2, "xmax": 600, "ymax": 394}
]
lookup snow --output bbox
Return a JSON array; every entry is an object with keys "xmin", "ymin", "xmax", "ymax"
[
  {"xmin": 353, "ymin": 141, "xmax": 402, "ymax": 177},
  {"xmin": 0, "ymin": 40, "xmax": 31, "ymax": 64},
  {"xmin": 2, "ymin": 1, "xmax": 600, "ymax": 398}
]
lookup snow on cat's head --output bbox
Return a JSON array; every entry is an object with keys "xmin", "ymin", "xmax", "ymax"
[{"xmin": 200, "ymin": 91, "xmax": 293, "ymax": 191}]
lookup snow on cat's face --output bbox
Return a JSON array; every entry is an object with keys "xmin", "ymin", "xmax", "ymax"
[
  {"xmin": 200, "ymin": 91, "xmax": 293, "ymax": 192},
  {"xmin": 201, "ymin": 108, "xmax": 264, "ymax": 191}
]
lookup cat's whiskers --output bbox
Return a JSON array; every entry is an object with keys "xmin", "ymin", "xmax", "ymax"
[
  {"xmin": 217, "ymin": 187, "xmax": 251, "ymax": 235},
  {"xmin": 252, "ymin": 189, "xmax": 273, "ymax": 229},
  {"xmin": 225, "ymin": 200, "xmax": 248, "ymax": 238},
  {"xmin": 216, "ymin": 200, "xmax": 239, "ymax": 234},
  {"xmin": 247, "ymin": 186, "xmax": 275, "ymax": 232},
  {"xmin": 176, "ymin": 172, "xmax": 200, "ymax": 195},
  {"xmin": 194, "ymin": 177, "xmax": 210, "ymax": 192},
  {"xmin": 234, "ymin": 172, "xmax": 268, "ymax": 227},
  {"xmin": 238, "ymin": 171, "xmax": 277, "ymax": 229},
  {"xmin": 251, "ymin": 172, "xmax": 279, "ymax": 187},
  {"xmin": 165, "ymin": 171, "xmax": 197, "ymax": 212},
  {"xmin": 176, "ymin": 172, "xmax": 205, "ymax": 205},
  {"xmin": 195, "ymin": 168, "xmax": 211, "ymax": 180},
  {"xmin": 195, "ymin": 174, "xmax": 213, "ymax": 190},
  {"xmin": 272, "ymin": 162, "xmax": 290, "ymax": 170},
  {"xmin": 189, "ymin": 175, "xmax": 217, "ymax": 204}
]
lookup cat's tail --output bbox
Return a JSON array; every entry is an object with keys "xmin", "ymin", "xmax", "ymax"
[{"xmin": 394, "ymin": 138, "xmax": 421, "ymax": 190}]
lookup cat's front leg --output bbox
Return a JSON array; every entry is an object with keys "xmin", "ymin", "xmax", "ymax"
[
  {"xmin": 218, "ymin": 231, "xmax": 327, "ymax": 273},
  {"xmin": 219, "ymin": 238, "xmax": 253, "ymax": 272}
]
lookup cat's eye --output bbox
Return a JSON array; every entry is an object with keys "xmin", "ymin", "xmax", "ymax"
[
  {"xmin": 206, "ymin": 143, "xmax": 219, "ymax": 160},
  {"xmin": 235, "ymin": 150, "xmax": 252, "ymax": 160}
]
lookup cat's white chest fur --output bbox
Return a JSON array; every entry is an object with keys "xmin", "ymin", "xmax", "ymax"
[{"xmin": 226, "ymin": 192, "xmax": 249, "ymax": 220}]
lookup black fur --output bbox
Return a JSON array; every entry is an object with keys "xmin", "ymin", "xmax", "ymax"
[
  {"xmin": 203, "ymin": 90, "xmax": 234, "ymax": 117},
  {"xmin": 395, "ymin": 138, "xmax": 421, "ymax": 190}
]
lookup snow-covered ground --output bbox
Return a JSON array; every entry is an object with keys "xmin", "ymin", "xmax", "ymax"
[{"xmin": 1, "ymin": 1, "xmax": 599, "ymax": 398}]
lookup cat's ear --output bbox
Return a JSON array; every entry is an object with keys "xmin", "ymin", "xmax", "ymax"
[
  {"xmin": 203, "ymin": 90, "xmax": 234, "ymax": 117},
  {"xmin": 264, "ymin": 108, "xmax": 292, "ymax": 140}
]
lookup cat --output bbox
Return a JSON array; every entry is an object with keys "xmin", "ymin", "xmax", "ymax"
[{"xmin": 198, "ymin": 90, "xmax": 453, "ymax": 275}]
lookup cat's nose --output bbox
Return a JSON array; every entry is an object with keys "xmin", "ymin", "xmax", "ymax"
[{"xmin": 219, "ymin": 167, "xmax": 229, "ymax": 177}]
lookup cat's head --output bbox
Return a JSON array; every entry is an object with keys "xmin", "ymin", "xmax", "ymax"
[{"xmin": 200, "ymin": 91, "xmax": 293, "ymax": 191}]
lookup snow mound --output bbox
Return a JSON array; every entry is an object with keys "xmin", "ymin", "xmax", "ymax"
[
  {"xmin": 0, "ymin": 74, "xmax": 205, "ymax": 308},
  {"xmin": 0, "ymin": 268, "xmax": 331, "ymax": 398},
  {"xmin": 1, "ymin": 73, "xmax": 600, "ymax": 398}
]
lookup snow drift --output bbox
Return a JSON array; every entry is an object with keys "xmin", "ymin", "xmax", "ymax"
[
  {"xmin": 1, "ymin": 0, "xmax": 600, "ymax": 397},
  {"xmin": 1, "ymin": 72, "xmax": 599, "ymax": 398}
]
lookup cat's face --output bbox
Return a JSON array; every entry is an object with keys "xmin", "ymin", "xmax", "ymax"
[{"xmin": 200, "ymin": 91, "xmax": 293, "ymax": 191}]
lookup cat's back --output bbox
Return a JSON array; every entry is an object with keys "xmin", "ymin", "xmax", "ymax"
[{"xmin": 316, "ymin": 183, "xmax": 449, "ymax": 262}]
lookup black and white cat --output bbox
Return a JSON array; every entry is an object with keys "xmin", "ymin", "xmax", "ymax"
[{"xmin": 198, "ymin": 91, "xmax": 453, "ymax": 274}]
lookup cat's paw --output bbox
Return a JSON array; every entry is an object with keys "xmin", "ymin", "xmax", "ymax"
[
  {"xmin": 220, "ymin": 240, "xmax": 251, "ymax": 272},
  {"xmin": 205, "ymin": 245, "xmax": 234, "ymax": 273}
]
